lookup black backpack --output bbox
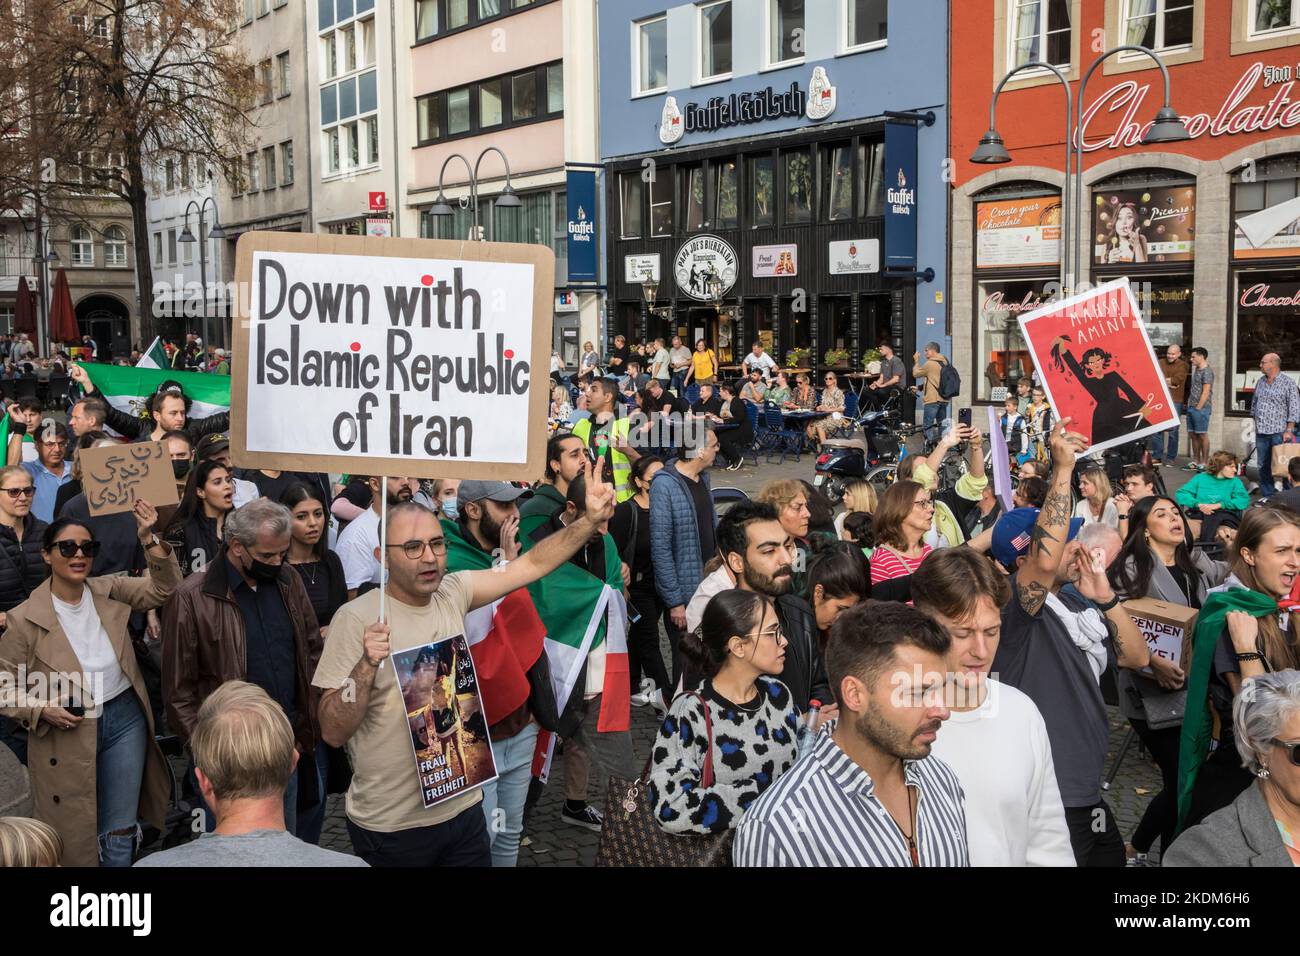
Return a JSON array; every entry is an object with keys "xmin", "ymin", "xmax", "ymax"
[{"xmin": 937, "ymin": 362, "xmax": 961, "ymax": 400}]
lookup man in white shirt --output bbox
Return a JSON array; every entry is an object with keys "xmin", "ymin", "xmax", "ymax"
[
  {"xmin": 649, "ymin": 337, "xmax": 671, "ymax": 387},
  {"xmin": 742, "ymin": 342, "xmax": 777, "ymax": 381},
  {"xmin": 912, "ymin": 548, "xmax": 1075, "ymax": 866},
  {"xmin": 335, "ymin": 475, "xmax": 419, "ymax": 597},
  {"xmin": 668, "ymin": 336, "xmax": 693, "ymax": 394}
]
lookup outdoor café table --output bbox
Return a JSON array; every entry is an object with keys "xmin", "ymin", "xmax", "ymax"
[{"xmin": 845, "ymin": 372, "xmax": 878, "ymax": 400}]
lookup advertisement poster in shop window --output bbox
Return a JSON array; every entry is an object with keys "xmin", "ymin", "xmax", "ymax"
[
  {"xmin": 1018, "ymin": 277, "xmax": 1177, "ymax": 456},
  {"xmin": 1092, "ymin": 186, "xmax": 1196, "ymax": 266},
  {"xmin": 975, "ymin": 196, "xmax": 1061, "ymax": 270}
]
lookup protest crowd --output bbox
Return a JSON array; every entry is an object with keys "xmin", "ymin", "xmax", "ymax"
[{"xmin": 2, "ymin": 321, "xmax": 1300, "ymax": 875}]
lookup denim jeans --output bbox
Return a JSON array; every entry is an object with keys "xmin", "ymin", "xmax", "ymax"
[
  {"xmin": 479, "ymin": 720, "xmax": 540, "ymax": 867},
  {"xmin": 1163, "ymin": 404, "xmax": 1183, "ymax": 461},
  {"xmin": 97, "ymin": 692, "xmax": 148, "ymax": 867},
  {"xmin": 670, "ymin": 369, "xmax": 688, "ymax": 395},
  {"xmin": 923, "ymin": 401, "xmax": 949, "ymax": 446},
  {"xmin": 1256, "ymin": 431, "xmax": 1286, "ymax": 497}
]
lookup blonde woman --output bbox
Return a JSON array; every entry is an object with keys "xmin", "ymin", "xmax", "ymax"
[
  {"xmin": 1073, "ymin": 467, "xmax": 1118, "ymax": 530},
  {"xmin": 0, "ymin": 816, "xmax": 63, "ymax": 867},
  {"xmin": 834, "ymin": 479, "xmax": 878, "ymax": 539}
]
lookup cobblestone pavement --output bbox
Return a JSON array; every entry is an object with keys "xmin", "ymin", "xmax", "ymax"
[{"xmin": 318, "ymin": 451, "xmax": 1192, "ymax": 866}]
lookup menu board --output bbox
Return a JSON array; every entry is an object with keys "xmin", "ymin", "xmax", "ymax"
[
  {"xmin": 975, "ymin": 196, "xmax": 1061, "ymax": 269},
  {"xmin": 1093, "ymin": 186, "xmax": 1196, "ymax": 265}
]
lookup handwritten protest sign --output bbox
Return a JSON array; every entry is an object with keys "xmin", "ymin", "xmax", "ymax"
[
  {"xmin": 392, "ymin": 635, "xmax": 497, "ymax": 809},
  {"xmin": 81, "ymin": 441, "xmax": 179, "ymax": 516},
  {"xmin": 231, "ymin": 232, "xmax": 554, "ymax": 480},
  {"xmin": 1017, "ymin": 277, "xmax": 1177, "ymax": 458}
]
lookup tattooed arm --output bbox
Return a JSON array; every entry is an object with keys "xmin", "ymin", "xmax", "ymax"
[{"xmin": 1016, "ymin": 418, "xmax": 1089, "ymax": 616}]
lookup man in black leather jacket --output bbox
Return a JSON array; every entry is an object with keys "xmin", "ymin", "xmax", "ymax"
[{"xmin": 716, "ymin": 500, "xmax": 831, "ymax": 715}]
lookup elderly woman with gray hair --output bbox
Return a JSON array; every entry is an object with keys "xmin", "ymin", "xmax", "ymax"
[{"xmin": 1165, "ymin": 670, "xmax": 1300, "ymax": 866}]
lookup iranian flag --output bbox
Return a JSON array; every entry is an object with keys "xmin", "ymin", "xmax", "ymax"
[
  {"xmin": 78, "ymin": 362, "xmax": 230, "ymax": 436},
  {"xmin": 136, "ymin": 336, "xmax": 170, "ymax": 370}
]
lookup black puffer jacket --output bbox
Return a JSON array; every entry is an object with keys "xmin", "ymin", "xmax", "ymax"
[
  {"xmin": 0, "ymin": 514, "xmax": 49, "ymax": 612},
  {"xmin": 774, "ymin": 594, "xmax": 831, "ymax": 714}
]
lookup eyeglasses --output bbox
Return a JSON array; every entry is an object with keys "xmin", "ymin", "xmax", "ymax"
[
  {"xmin": 913, "ymin": 498, "xmax": 935, "ymax": 511},
  {"xmin": 386, "ymin": 537, "xmax": 448, "ymax": 560},
  {"xmin": 742, "ymin": 625, "xmax": 786, "ymax": 645},
  {"xmin": 52, "ymin": 540, "xmax": 100, "ymax": 558},
  {"xmin": 2, "ymin": 486, "xmax": 35, "ymax": 498},
  {"xmin": 1272, "ymin": 739, "xmax": 1300, "ymax": 767}
]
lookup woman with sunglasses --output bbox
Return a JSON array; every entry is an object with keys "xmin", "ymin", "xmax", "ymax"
[
  {"xmin": 1108, "ymin": 495, "xmax": 1228, "ymax": 865},
  {"xmin": 162, "ymin": 460, "xmax": 235, "ymax": 577},
  {"xmin": 868, "ymin": 480, "xmax": 934, "ymax": 593},
  {"xmin": 648, "ymin": 589, "xmax": 809, "ymax": 835},
  {"xmin": 0, "ymin": 501, "xmax": 179, "ymax": 866},
  {"xmin": 1166, "ymin": 669, "xmax": 1300, "ymax": 867},
  {"xmin": 0, "ymin": 465, "xmax": 48, "ymax": 628},
  {"xmin": 809, "ymin": 372, "xmax": 850, "ymax": 448}
]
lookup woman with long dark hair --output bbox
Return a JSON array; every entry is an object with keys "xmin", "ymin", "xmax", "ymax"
[
  {"xmin": 806, "ymin": 540, "xmax": 869, "ymax": 651},
  {"xmin": 162, "ymin": 460, "xmax": 234, "ymax": 577},
  {"xmin": 1046, "ymin": 335, "xmax": 1157, "ymax": 447},
  {"xmin": 648, "ymin": 589, "xmax": 806, "ymax": 835},
  {"xmin": 1109, "ymin": 495, "xmax": 1228, "ymax": 864}
]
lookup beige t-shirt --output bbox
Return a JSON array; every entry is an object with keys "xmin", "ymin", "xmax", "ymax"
[{"xmin": 312, "ymin": 576, "xmax": 482, "ymax": 832}]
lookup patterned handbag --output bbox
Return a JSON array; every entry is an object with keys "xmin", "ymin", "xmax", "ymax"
[{"xmin": 594, "ymin": 692, "xmax": 734, "ymax": 867}]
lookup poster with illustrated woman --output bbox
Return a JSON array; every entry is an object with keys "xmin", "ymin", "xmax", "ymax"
[{"xmin": 1017, "ymin": 277, "xmax": 1177, "ymax": 457}]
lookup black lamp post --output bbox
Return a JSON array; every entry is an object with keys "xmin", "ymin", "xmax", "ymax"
[
  {"xmin": 178, "ymin": 197, "xmax": 227, "ymax": 348},
  {"xmin": 30, "ymin": 236, "xmax": 58, "ymax": 355},
  {"xmin": 428, "ymin": 146, "xmax": 521, "ymax": 240}
]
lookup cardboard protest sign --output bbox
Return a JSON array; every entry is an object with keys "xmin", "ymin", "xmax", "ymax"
[
  {"xmin": 1017, "ymin": 277, "xmax": 1177, "ymax": 457},
  {"xmin": 392, "ymin": 635, "xmax": 497, "ymax": 809},
  {"xmin": 81, "ymin": 441, "xmax": 180, "ymax": 516},
  {"xmin": 231, "ymin": 232, "xmax": 554, "ymax": 480},
  {"xmin": 1124, "ymin": 598, "xmax": 1198, "ymax": 674}
]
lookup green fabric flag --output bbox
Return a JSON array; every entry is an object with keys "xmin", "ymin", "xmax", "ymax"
[{"xmin": 1175, "ymin": 587, "xmax": 1280, "ymax": 830}]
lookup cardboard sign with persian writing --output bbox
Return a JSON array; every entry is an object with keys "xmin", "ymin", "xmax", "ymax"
[
  {"xmin": 82, "ymin": 441, "xmax": 179, "ymax": 517},
  {"xmin": 231, "ymin": 232, "xmax": 555, "ymax": 480}
]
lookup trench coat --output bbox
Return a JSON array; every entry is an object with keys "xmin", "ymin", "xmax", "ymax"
[{"xmin": 0, "ymin": 546, "xmax": 180, "ymax": 866}]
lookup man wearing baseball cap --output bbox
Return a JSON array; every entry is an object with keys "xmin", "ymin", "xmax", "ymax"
[
  {"xmin": 440, "ymin": 479, "xmax": 554, "ymax": 866},
  {"xmin": 990, "ymin": 419, "xmax": 1149, "ymax": 868}
]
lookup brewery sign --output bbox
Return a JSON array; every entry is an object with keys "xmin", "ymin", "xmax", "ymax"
[{"xmin": 674, "ymin": 235, "xmax": 737, "ymax": 300}]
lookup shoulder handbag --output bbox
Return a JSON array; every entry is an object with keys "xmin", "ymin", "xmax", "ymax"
[{"xmin": 594, "ymin": 692, "xmax": 734, "ymax": 867}]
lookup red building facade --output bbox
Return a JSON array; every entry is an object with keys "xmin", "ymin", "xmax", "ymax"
[{"xmin": 950, "ymin": 0, "xmax": 1300, "ymax": 451}]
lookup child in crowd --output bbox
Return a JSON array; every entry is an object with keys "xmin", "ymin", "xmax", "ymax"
[{"xmin": 1001, "ymin": 395, "xmax": 1028, "ymax": 466}]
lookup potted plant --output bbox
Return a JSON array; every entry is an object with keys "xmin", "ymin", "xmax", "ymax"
[
  {"xmin": 784, "ymin": 347, "xmax": 812, "ymax": 369},
  {"xmin": 862, "ymin": 348, "xmax": 882, "ymax": 375},
  {"xmin": 823, "ymin": 348, "xmax": 852, "ymax": 368}
]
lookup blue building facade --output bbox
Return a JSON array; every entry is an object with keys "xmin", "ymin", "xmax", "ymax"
[{"xmin": 597, "ymin": 0, "xmax": 949, "ymax": 380}]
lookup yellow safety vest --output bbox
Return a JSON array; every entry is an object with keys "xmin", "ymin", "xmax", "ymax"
[{"xmin": 573, "ymin": 414, "xmax": 635, "ymax": 503}]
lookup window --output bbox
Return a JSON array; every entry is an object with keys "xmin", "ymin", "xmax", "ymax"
[
  {"xmin": 153, "ymin": 232, "xmax": 163, "ymax": 265},
  {"xmin": 180, "ymin": 156, "xmax": 191, "ymax": 189},
  {"xmin": 480, "ymin": 0, "xmax": 501, "ymax": 16},
  {"xmin": 480, "ymin": 78, "xmax": 503, "ymax": 127},
  {"xmin": 448, "ymin": 0, "xmax": 469, "ymax": 29},
  {"xmin": 247, "ymin": 151, "xmax": 260, "ymax": 191},
  {"xmin": 857, "ymin": 140, "xmax": 884, "ymax": 217},
  {"xmin": 167, "ymin": 228, "xmax": 178, "ymax": 265},
  {"xmin": 619, "ymin": 172, "xmax": 643, "ymax": 238},
  {"xmin": 975, "ymin": 278, "xmax": 1040, "ymax": 400},
  {"xmin": 263, "ymin": 146, "xmax": 276, "ymax": 189},
  {"xmin": 546, "ymin": 63, "xmax": 563, "ymax": 113},
  {"xmin": 258, "ymin": 0, "xmax": 269, "ymax": 15},
  {"xmin": 1009, "ymin": 0, "xmax": 1071, "ymax": 69},
  {"xmin": 322, "ymin": 34, "xmax": 337, "ymax": 79},
  {"xmin": 340, "ymin": 25, "xmax": 356, "ymax": 72},
  {"xmin": 749, "ymin": 154, "xmax": 775, "ymax": 226},
  {"xmin": 243, "ymin": 0, "xmax": 254, "ymax": 22},
  {"xmin": 260, "ymin": 59, "xmax": 273, "ymax": 104},
  {"xmin": 415, "ymin": 0, "xmax": 530, "ymax": 38},
  {"xmin": 277, "ymin": 51, "xmax": 291, "ymax": 96},
  {"xmin": 635, "ymin": 15, "xmax": 668, "ymax": 95},
  {"xmin": 1251, "ymin": 0, "xmax": 1300, "ymax": 35},
  {"xmin": 183, "ymin": 231, "xmax": 193, "ymax": 265},
  {"xmin": 783, "ymin": 149, "xmax": 812, "ymax": 224},
  {"xmin": 104, "ymin": 226, "xmax": 126, "ymax": 266},
  {"xmin": 359, "ymin": 18, "xmax": 375, "ymax": 65},
  {"xmin": 823, "ymin": 144, "xmax": 853, "ymax": 221},
  {"xmin": 447, "ymin": 87, "xmax": 470, "ymax": 134},
  {"xmin": 320, "ymin": 64, "xmax": 379, "ymax": 176},
  {"xmin": 71, "ymin": 226, "xmax": 93, "ymax": 266},
  {"xmin": 768, "ymin": 0, "xmax": 805, "ymax": 67},
  {"xmin": 512, "ymin": 70, "xmax": 536, "ymax": 121},
  {"xmin": 165, "ymin": 158, "xmax": 176, "ymax": 191},
  {"xmin": 683, "ymin": 164, "xmax": 706, "ymax": 231},
  {"xmin": 418, "ymin": 94, "xmax": 441, "ymax": 142},
  {"xmin": 714, "ymin": 158, "xmax": 738, "ymax": 228},
  {"xmin": 649, "ymin": 168, "xmax": 673, "ymax": 236},
  {"xmin": 699, "ymin": 0, "xmax": 732, "ymax": 81},
  {"xmin": 416, "ymin": 0, "xmax": 438, "ymax": 38},
  {"xmin": 1123, "ymin": 0, "xmax": 1193, "ymax": 50},
  {"xmin": 325, "ymin": 128, "xmax": 340, "ymax": 174},
  {"xmin": 281, "ymin": 141, "xmax": 294, "ymax": 184},
  {"xmin": 844, "ymin": 0, "xmax": 887, "ymax": 50}
]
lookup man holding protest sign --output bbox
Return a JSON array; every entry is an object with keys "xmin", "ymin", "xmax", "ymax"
[{"xmin": 314, "ymin": 461, "xmax": 617, "ymax": 867}]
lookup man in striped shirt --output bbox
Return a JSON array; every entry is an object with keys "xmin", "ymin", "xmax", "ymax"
[{"xmin": 733, "ymin": 601, "xmax": 968, "ymax": 866}]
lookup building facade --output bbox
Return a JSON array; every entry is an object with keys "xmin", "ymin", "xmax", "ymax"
[
  {"xmin": 146, "ymin": 156, "xmax": 223, "ymax": 346},
  {"xmin": 952, "ymin": 0, "xmax": 1300, "ymax": 454},
  {"xmin": 598, "ymin": 0, "xmax": 949, "ymax": 379}
]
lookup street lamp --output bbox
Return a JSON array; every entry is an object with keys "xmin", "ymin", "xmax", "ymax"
[
  {"xmin": 429, "ymin": 146, "xmax": 522, "ymax": 240},
  {"xmin": 639, "ymin": 269, "xmax": 669, "ymax": 320},
  {"xmin": 30, "ymin": 236, "xmax": 58, "ymax": 355},
  {"xmin": 178, "ymin": 196, "xmax": 226, "ymax": 350}
]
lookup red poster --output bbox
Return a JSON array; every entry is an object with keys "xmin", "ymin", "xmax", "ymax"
[{"xmin": 1017, "ymin": 277, "xmax": 1176, "ymax": 456}]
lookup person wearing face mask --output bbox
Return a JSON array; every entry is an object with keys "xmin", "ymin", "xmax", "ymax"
[
  {"xmin": 162, "ymin": 498, "xmax": 324, "ymax": 839},
  {"xmin": 432, "ymin": 478, "xmax": 460, "ymax": 521},
  {"xmin": 162, "ymin": 461, "xmax": 236, "ymax": 578},
  {"xmin": 335, "ymin": 475, "xmax": 419, "ymax": 599}
]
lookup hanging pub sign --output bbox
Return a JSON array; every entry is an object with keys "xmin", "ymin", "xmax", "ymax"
[
  {"xmin": 674, "ymin": 235, "xmax": 737, "ymax": 300},
  {"xmin": 883, "ymin": 120, "xmax": 918, "ymax": 271},
  {"xmin": 565, "ymin": 170, "xmax": 598, "ymax": 283}
]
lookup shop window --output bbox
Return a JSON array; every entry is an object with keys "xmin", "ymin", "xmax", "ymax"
[
  {"xmin": 713, "ymin": 158, "xmax": 738, "ymax": 229},
  {"xmin": 822, "ymin": 144, "xmax": 853, "ymax": 222},
  {"xmin": 1233, "ymin": 269, "xmax": 1300, "ymax": 411},
  {"xmin": 783, "ymin": 149, "xmax": 812, "ymax": 225},
  {"xmin": 619, "ymin": 172, "xmax": 643, "ymax": 238},
  {"xmin": 683, "ymin": 164, "xmax": 706, "ymax": 231},
  {"xmin": 820, "ymin": 296, "xmax": 852, "ymax": 356},
  {"xmin": 768, "ymin": 0, "xmax": 804, "ymax": 67},
  {"xmin": 749, "ymin": 154, "xmax": 775, "ymax": 226},
  {"xmin": 699, "ymin": 0, "xmax": 732, "ymax": 81},
  {"xmin": 1122, "ymin": 0, "xmax": 1193, "ymax": 51},
  {"xmin": 1131, "ymin": 277, "xmax": 1193, "ymax": 349},
  {"xmin": 747, "ymin": 299, "xmax": 775, "ymax": 356},
  {"xmin": 857, "ymin": 140, "xmax": 884, "ymax": 218},
  {"xmin": 781, "ymin": 296, "xmax": 810, "ymax": 353},
  {"xmin": 975, "ymin": 278, "xmax": 1050, "ymax": 400},
  {"xmin": 649, "ymin": 168, "xmax": 673, "ymax": 236},
  {"xmin": 1009, "ymin": 0, "xmax": 1071, "ymax": 70},
  {"xmin": 636, "ymin": 15, "xmax": 668, "ymax": 95},
  {"xmin": 843, "ymin": 0, "xmax": 887, "ymax": 51}
]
